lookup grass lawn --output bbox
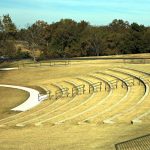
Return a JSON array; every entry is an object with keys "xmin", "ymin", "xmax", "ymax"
[
  {"xmin": 0, "ymin": 87, "xmax": 29, "ymax": 119},
  {"xmin": 0, "ymin": 54, "xmax": 150, "ymax": 150}
]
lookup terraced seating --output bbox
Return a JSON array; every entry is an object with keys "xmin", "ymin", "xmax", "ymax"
[
  {"xmin": 15, "ymin": 80, "xmax": 82, "ymax": 127},
  {"xmin": 1, "ymin": 66, "xmax": 149, "ymax": 128},
  {"xmin": 96, "ymin": 71, "xmax": 127, "ymax": 89},
  {"xmin": 102, "ymin": 68, "xmax": 149, "ymax": 124},
  {"xmin": 79, "ymin": 72, "xmax": 128, "ymax": 124},
  {"xmin": 98, "ymin": 70, "xmax": 140, "ymax": 123},
  {"xmin": 0, "ymin": 83, "xmax": 71, "ymax": 127},
  {"xmin": 52, "ymin": 83, "xmax": 70, "ymax": 99},
  {"xmin": 65, "ymin": 80, "xmax": 86, "ymax": 97},
  {"xmin": 43, "ymin": 73, "xmax": 127, "ymax": 125},
  {"xmin": 1, "ymin": 69, "xmax": 127, "ymax": 126},
  {"xmin": 52, "ymin": 76, "xmax": 109, "ymax": 124},
  {"xmin": 6, "ymin": 75, "xmax": 104, "ymax": 127},
  {"xmin": 16, "ymin": 79, "xmax": 91, "ymax": 126},
  {"xmin": 76, "ymin": 76, "xmax": 103, "ymax": 93},
  {"xmin": 93, "ymin": 71, "xmax": 131, "ymax": 124},
  {"xmin": 120, "ymin": 67, "xmax": 150, "ymax": 76},
  {"xmin": 114, "ymin": 68, "xmax": 150, "ymax": 124},
  {"xmin": 32, "ymin": 77, "xmax": 104, "ymax": 125}
]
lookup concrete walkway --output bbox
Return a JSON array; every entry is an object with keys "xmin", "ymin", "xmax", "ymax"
[
  {"xmin": 0, "ymin": 84, "xmax": 48, "ymax": 112},
  {"xmin": 0, "ymin": 67, "xmax": 19, "ymax": 71}
]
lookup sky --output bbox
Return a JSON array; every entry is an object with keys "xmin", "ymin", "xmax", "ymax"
[{"xmin": 0, "ymin": 0, "xmax": 150, "ymax": 28}]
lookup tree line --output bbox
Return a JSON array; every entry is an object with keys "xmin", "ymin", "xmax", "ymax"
[{"xmin": 0, "ymin": 14, "xmax": 150, "ymax": 61}]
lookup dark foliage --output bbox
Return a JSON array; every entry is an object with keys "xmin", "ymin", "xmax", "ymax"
[{"xmin": 0, "ymin": 15, "xmax": 150, "ymax": 60}]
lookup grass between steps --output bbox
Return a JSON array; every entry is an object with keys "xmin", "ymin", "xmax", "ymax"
[{"xmin": 0, "ymin": 54, "xmax": 150, "ymax": 150}]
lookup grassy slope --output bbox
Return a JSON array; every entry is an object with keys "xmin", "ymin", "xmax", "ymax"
[
  {"xmin": 0, "ymin": 54, "xmax": 150, "ymax": 150},
  {"xmin": 76, "ymin": 53, "xmax": 150, "ymax": 59},
  {"xmin": 0, "ymin": 87, "xmax": 29, "ymax": 119}
]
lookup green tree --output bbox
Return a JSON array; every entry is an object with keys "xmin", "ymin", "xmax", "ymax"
[
  {"xmin": 25, "ymin": 20, "xmax": 48, "ymax": 61},
  {"xmin": 0, "ymin": 14, "xmax": 17, "ymax": 58},
  {"xmin": 129, "ymin": 23, "xmax": 145, "ymax": 53},
  {"xmin": 2, "ymin": 14, "xmax": 17, "ymax": 40},
  {"xmin": 48, "ymin": 19, "xmax": 78, "ymax": 57}
]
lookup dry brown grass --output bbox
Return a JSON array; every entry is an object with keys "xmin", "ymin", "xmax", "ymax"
[
  {"xmin": 0, "ymin": 87, "xmax": 29, "ymax": 119},
  {"xmin": 0, "ymin": 54, "xmax": 150, "ymax": 150}
]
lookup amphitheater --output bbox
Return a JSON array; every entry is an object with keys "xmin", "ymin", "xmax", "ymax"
[{"xmin": 0, "ymin": 54, "xmax": 150, "ymax": 150}]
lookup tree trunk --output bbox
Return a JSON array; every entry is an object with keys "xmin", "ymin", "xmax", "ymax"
[{"xmin": 32, "ymin": 47, "xmax": 36, "ymax": 62}]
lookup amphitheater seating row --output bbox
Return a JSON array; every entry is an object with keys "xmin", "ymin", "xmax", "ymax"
[{"xmin": 0, "ymin": 67, "xmax": 149, "ymax": 127}]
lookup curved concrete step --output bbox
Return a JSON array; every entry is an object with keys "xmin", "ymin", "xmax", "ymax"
[
  {"xmin": 53, "ymin": 76, "xmax": 109, "ymax": 124},
  {"xmin": 15, "ymin": 80, "xmax": 78, "ymax": 127},
  {"xmin": 0, "ymin": 83, "xmax": 66, "ymax": 127},
  {"xmin": 117, "ymin": 68, "xmax": 150, "ymax": 124},
  {"xmin": 33, "ymin": 78, "xmax": 95, "ymax": 126},
  {"xmin": 79, "ymin": 72, "xmax": 129, "ymax": 124},
  {"xmin": 17, "ymin": 79, "xmax": 91, "ymax": 126},
  {"xmin": 106, "ymin": 68, "xmax": 149, "ymax": 123}
]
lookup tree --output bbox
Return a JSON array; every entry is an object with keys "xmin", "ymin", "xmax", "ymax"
[
  {"xmin": 1, "ymin": 15, "xmax": 149, "ymax": 59},
  {"xmin": 25, "ymin": 20, "xmax": 48, "ymax": 61},
  {"xmin": 80, "ymin": 27, "xmax": 104, "ymax": 56},
  {"xmin": 0, "ymin": 17, "xmax": 4, "ymax": 32},
  {"xmin": 0, "ymin": 15, "xmax": 17, "ymax": 58},
  {"xmin": 48, "ymin": 19, "xmax": 78, "ymax": 57},
  {"xmin": 143, "ymin": 27, "xmax": 150, "ymax": 53},
  {"xmin": 109, "ymin": 19, "xmax": 129, "ymax": 32},
  {"xmin": 2, "ymin": 14, "xmax": 17, "ymax": 40},
  {"xmin": 129, "ymin": 23, "xmax": 145, "ymax": 54}
]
